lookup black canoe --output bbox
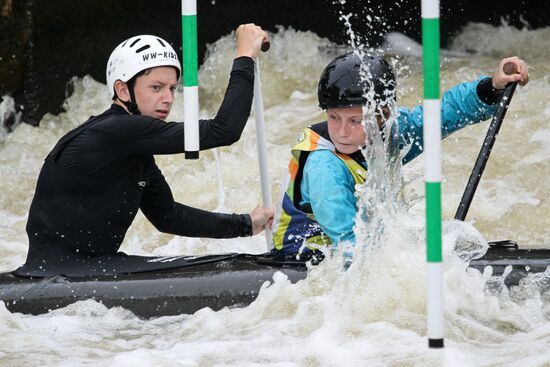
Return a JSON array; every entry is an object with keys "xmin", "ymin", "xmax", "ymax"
[{"xmin": 0, "ymin": 241, "xmax": 548, "ymax": 318}]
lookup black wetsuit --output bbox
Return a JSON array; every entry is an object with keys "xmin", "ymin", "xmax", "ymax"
[{"xmin": 16, "ymin": 57, "xmax": 255, "ymax": 277}]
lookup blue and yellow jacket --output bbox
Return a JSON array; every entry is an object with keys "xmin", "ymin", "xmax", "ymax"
[{"xmin": 271, "ymin": 77, "xmax": 498, "ymax": 255}]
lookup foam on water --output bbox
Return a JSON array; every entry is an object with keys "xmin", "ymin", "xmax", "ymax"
[{"xmin": 0, "ymin": 23, "xmax": 549, "ymax": 366}]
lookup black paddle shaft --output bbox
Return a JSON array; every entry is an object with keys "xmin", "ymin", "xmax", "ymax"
[{"xmin": 454, "ymin": 65, "xmax": 519, "ymax": 221}]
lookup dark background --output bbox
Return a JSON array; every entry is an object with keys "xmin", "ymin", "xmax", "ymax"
[{"xmin": 1, "ymin": 0, "xmax": 548, "ymax": 126}]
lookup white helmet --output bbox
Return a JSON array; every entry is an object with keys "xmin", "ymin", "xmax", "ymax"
[{"xmin": 106, "ymin": 35, "xmax": 181, "ymax": 98}]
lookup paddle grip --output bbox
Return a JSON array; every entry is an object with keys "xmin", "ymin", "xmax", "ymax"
[
  {"xmin": 261, "ymin": 41, "xmax": 270, "ymax": 52},
  {"xmin": 503, "ymin": 62, "xmax": 517, "ymax": 76}
]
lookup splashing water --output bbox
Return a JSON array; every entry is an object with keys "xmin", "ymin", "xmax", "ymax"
[
  {"xmin": 356, "ymin": 55, "xmax": 402, "ymax": 252},
  {"xmin": 0, "ymin": 95, "xmax": 22, "ymax": 140}
]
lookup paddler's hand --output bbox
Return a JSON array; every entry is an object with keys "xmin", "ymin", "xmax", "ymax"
[
  {"xmin": 249, "ymin": 204, "xmax": 274, "ymax": 235},
  {"xmin": 235, "ymin": 23, "xmax": 269, "ymax": 59},
  {"xmin": 492, "ymin": 56, "xmax": 529, "ymax": 89}
]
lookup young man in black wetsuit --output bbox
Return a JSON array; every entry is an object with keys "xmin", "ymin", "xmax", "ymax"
[{"xmin": 17, "ymin": 24, "xmax": 273, "ymax": 276}]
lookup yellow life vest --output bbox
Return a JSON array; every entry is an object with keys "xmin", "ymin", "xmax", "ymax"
[{"xmin": 272, "ymin": 123, "xmax": 367, "ymax": 254}]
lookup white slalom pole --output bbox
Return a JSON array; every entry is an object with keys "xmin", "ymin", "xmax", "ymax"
[
  {"xmin": 181, "ymin": 0, "xmax": 199, "ymax": 159},
  {"xmin": 422, "ymin": 0, "xmax": 444, "ymax": 348},
  {"xmin": 253, "ymin": 58, "xmax": 273, "ymax": 249}
]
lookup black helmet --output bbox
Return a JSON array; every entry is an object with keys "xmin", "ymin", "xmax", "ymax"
[{"xmin": 318, "ymin": 53, "xmax": 396, "ymax": 109}]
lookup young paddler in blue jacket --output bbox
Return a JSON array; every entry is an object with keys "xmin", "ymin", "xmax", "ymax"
[{"xmin": 271, "ymin": 53, "xmax": 529, "ymax": 260}]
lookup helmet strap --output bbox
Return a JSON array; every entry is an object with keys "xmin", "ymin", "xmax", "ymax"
[
  {"xmin": 114, "ymin": 76, "xmax": 141, "ymax": 115},
  {"xmin": 121, "ymin": 77, "xmax": 141, "ymax": 115},
  {"xmin": 124, "ymin": 100, "xmax": 140, "ymax": 115},
  {"xmin": 124, "ymin": 86, "xmax": 141, "ymax": 115}
]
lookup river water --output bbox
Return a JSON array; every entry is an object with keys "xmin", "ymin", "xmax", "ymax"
[{"xmin": 0, "ymin": 23, "xmax": 549, "ymax": 366}]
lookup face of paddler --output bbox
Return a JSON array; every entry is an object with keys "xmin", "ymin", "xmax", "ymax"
[
  {"xmin": 132, "ymin": 66, "xmax": 178, "ymax": 121},
  {"xmin": 326, "ymin": 106, "xmax": 390, "ymax": 154}
]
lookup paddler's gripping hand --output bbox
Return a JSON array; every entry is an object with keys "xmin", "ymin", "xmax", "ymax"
[
  {"xmin": 235, "ymin": 23, "xmax": 269, "ymax": 59},
  {"xmin": 249, "ymin": 204, "xmax": 274, "ymax": 235},
  {"xmin": 492, "ymin": 56, "xmax": 529, "ymax": 90}
]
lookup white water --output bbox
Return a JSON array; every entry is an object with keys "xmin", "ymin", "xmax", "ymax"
[{"xmin": 1, "ymin": 23, "xmax": 550, "ymax": 366}]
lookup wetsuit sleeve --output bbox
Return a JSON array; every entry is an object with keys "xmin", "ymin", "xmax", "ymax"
[
  {"xmin": 397, "ymin": 76, "xmax": 498, "ymax": 164},
  {"xmin": 476, "ymin": 77, "xmax": 505, "ymax": 105},
  {"xmin": 198, "ymin": 56, "xmax": 255, "ymax": 150},
  {"xmin": 301, "ymin": 150, "xmax": 358, "ymax": 245},
  {"xmin": 140, "ymin": 162, "xmax": 252, "ymax": 238},
  {"xmin": 92, "ymin": 57, "xmax": 255, "ymax": 155}
]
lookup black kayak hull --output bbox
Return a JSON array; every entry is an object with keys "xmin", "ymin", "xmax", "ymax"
[
  {"xmin": 468, "ymin": 243, "xmax": 550, "ymax": 286},
  {"xmin": 1, "ymin": 244, "xmax": 548, "ymax": 318},
  {"xmin": 0, "ymin": 254, "xmax": 308, "ymax": 318}
]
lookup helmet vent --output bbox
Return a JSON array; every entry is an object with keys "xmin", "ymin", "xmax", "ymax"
[
  {"xmin": 156, "ymin": 38, "xmax": 166, "ymax": 47},
  {"xmin": 135, "ymin": 45, "xmax": 150, "ymax": 53},
  {"xmin": 129, "ymin": 38, "xmax": 141, "ymax": 48}
]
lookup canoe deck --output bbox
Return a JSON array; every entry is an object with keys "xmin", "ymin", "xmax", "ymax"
[{"xmin": 1, "ymin": 243, "xmax": 548, "ymax": 318}]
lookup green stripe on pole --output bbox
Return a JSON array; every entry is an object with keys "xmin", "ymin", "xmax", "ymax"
[
  {"xmin": 425, "ymin": 182, "xmax": 442, "ymax": 262},
  {"xmin": 422, "ymin": 18, "xmax": 440, "ymax": 99},
  {"xmin": 182, "ymin": 15, "xmax": 198, "ymax": 86}
]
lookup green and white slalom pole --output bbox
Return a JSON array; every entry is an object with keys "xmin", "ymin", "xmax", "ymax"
[
  {"xmin": 422, "ymin": 0, "xmax": 444, "ymax": 349},
  {"xmin": 182, "ymin": 0, "xmax": 199, "ymax": 159}
]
